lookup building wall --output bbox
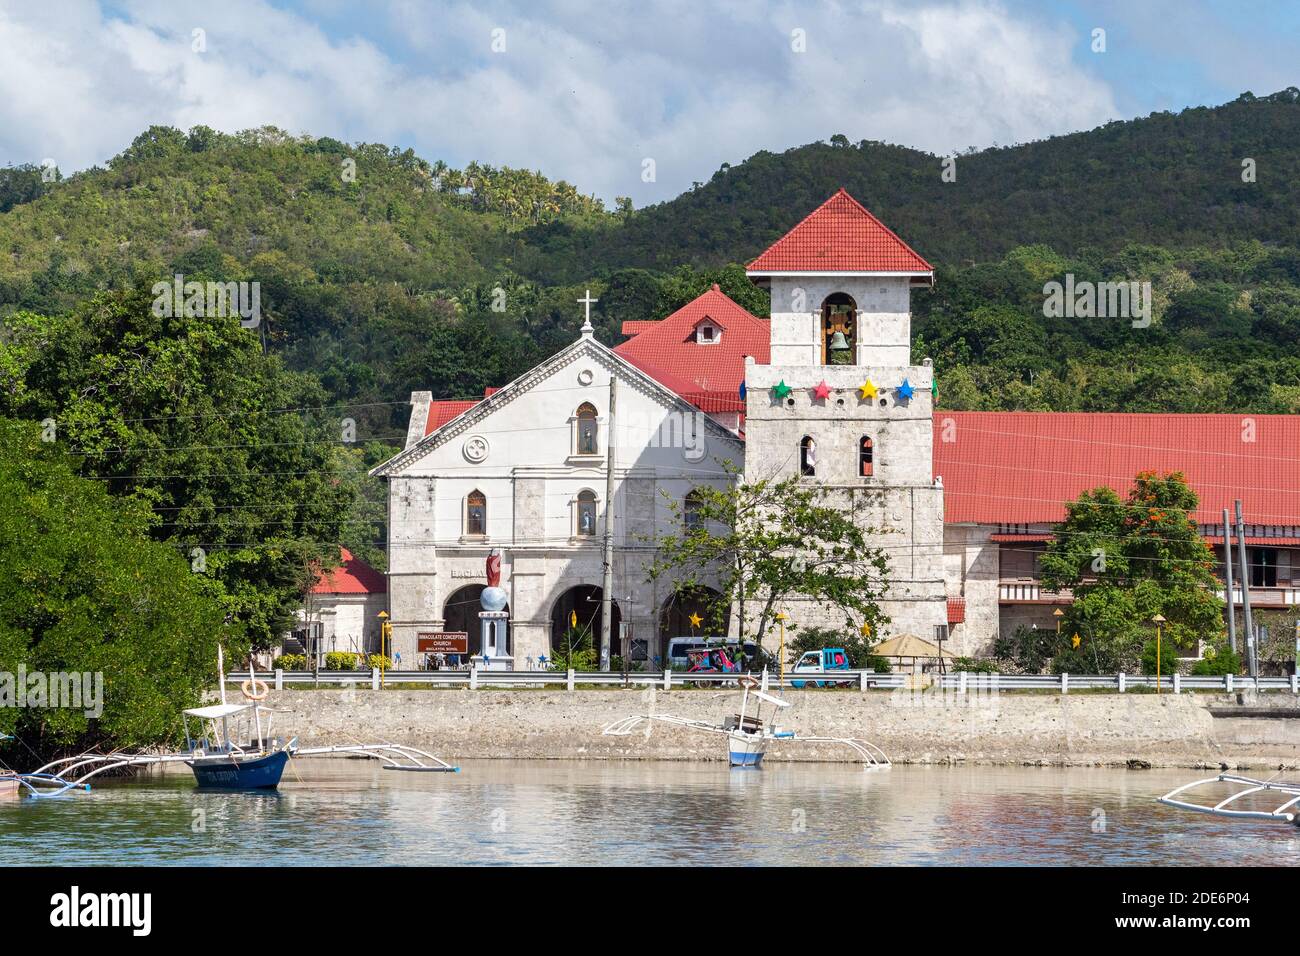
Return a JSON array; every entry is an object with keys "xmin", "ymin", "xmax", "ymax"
[
  {"xmin": 743, "ymin": 274, "xmax": 948, "ymax": 646},
  {"xmin": 942, "ymin": 524, "xmax": 1001, "ymax": 657},
  {"xmin": 767, "ymin": 276, "xmax": 914, "ymax": 368},
  {"xmin": 300, "ymin": 593, "xmax": 387, "ymax": 656},
  {"xmin": 382, "ymin": 339, "xmax": 741, "ymax": 665}
]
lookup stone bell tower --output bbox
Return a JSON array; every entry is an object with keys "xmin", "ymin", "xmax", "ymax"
[{"xmin": 742, "ymin": 189, "xmax": 948, "ymax": 641}]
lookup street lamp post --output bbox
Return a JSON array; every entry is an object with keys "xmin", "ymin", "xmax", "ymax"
[
  {"xmin": 1053, "ymin": 607, "xmax": 1064, "ymax": 638},
  {"xmin": 1152, "ymin": 614, "xmax": 1167, "ymax": 694},
  {"xmin": 775, "ymin": 612, "xmax": 788, "ymax": 689}
]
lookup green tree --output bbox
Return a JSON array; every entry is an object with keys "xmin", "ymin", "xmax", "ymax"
[
  {"xmin": 1038, "ymin": 471, "xmax": 1225, "ymax": 673},
  {"xmin": 0, "ymin": 418, "xmax": 236, "ymax": 757},
  {"xmin": 646, "ymin": 466, "xmax": 891, "ymax": 648},
  {"xmin": 0, "ymin": 286, "xmax": 361, "ymax": 649}
]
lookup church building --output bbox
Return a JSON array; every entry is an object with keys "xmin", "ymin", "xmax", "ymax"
[{"xmin": 371, "ymin": 189, "xmax": 1300, "ymax": 667}]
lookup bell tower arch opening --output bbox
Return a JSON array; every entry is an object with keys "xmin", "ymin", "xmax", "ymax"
[{"xmin": 820, "ymin": 292, "xmax": 857, "ymax": 366}]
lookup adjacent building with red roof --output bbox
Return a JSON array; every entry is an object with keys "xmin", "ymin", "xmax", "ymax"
[{"xmin": 291, "ymin": 548, "xmax": 389, "ymax": 664}]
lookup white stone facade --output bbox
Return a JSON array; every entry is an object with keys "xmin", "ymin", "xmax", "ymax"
[{"xmin": 373, "ymin": 333, "xmax": 743, "ymax": 666}]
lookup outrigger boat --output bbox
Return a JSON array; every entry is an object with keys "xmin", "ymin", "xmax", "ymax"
[
  {"xmin": 1, "ymin": 733, "xmax": 90, "ymax": 798},
  {"xmin": 604, "ymin": 675, "xmax": 891, "ymax": 769},
  {"xmin": 1158, "ymin": 772, "xmax": 1300, "ymax": 825},
  {"xmin": 12, "ymin": 650, "xmax": 458, "ymax": 795}
]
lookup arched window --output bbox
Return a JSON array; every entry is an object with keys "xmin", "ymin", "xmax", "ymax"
[
  {"xmin": 860, "ymin": 436, "xmax": 874, "ymax": 477},
  {"xmin": 465, "ymin": 490, "xmax": 487, "ymax": 536},
  {"xmin": 684, "ymin": 489, "xmax": 704, "ymax": 530},
  {"xmin": 799, "ymin": 436, "xmax": 817, "ymax": 477},
  {"xmin": 820, "ymin": 293, "xmax": 857, "ymax": 366},
  {"xmin": 575, "ymin": 402, "xmax": 599, "ymax": 455},
  {"xmin": 575, "ymin": 489, "xmax": 598, "ymax": 536}
]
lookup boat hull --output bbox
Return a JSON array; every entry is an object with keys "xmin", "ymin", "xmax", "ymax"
[
  {"xmin": 1, "ymin": 774, "xmax": 19, "ymax": 798},
  {"xmin": 188, "ymin": 749, "xmax": 290, "ymax": 790},
  {"xmin": 727, "ymin": 732, "xmax": 766, "ymax": 768}
]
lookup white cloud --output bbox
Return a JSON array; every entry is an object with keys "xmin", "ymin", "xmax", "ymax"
[{"xmin": 0, "ymin": 0, "xmax": 1122, "ymax": 204}]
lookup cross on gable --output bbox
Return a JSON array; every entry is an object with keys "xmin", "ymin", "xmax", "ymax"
[{"xmin": 578, "ymin": 289, "xmax": 598, "ymax": 335}]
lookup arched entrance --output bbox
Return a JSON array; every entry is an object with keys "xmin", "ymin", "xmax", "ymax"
[
  {"xmin": 550, "ymin": 585, "xmax": 621, "ymax": 653},
  {"xmin": 659, "ymin": 586, "xmax": 730, "ymax": 648},
  {"xmin": 442, "ymin": 584, "xmax": 510, "ymax": 660}
]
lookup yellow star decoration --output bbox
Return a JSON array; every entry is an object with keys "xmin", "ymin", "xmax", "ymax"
[
  {"xmin": 688, "ymin": 612, "xmax": 703, "ymax": 628},
  {"xmin": 858, "ymin": 379, "xmax": 878, "ymax": 400},
  {"xmin": 1071, "ymin": 633, "xmax": 1081, "ymax": 649},
  {"xmin": 860, "ymin": 622, "xmax": 872, "ymax": 637}
]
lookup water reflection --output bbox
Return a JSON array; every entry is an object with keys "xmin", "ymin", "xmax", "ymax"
[{"xmin": 1, "ymin": 762, "xmax": 1297, "ymax": 866}]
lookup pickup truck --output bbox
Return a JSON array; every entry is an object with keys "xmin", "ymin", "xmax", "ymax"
[{"xmin": 790, "ymin": 647, "xmax": 853, "ymax": 688}]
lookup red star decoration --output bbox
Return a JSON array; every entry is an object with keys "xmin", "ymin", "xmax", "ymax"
[{"xmin": 812, "ymin": 381, "xmax": 832, "ymax": 400}]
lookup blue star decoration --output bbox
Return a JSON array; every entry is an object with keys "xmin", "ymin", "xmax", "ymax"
[
  {"xmin": 739, "ymin": 381, "xmax": 746, "ymax": 399},
  {"xmin": 896, "ymin": 378, "xmax": 914, "ymax": 400}
]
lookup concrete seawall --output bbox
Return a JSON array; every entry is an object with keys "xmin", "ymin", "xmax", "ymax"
[{"xmin": 267, "ymin": 687, "xmax": 1300, "ymax": 769}]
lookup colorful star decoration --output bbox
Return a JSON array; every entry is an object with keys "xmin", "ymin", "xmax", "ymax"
[
  {"xmin": 772, "ymin": 380, "xmax": 792, "ymax": 400},
  {"xmin": 812, "ymin": 380, "xmax": 832, "ymax": 400},
  {"xmin": 931, "ymin": 377, "xmax": 938, "ymax": 399},
  {"xmin": 738, "ymin": 381, "xmax": 747, "ymax": 399},
  {"xmin": 1071, "ymin": 633, "xmax": 1081, "ymax": 649},
  {"xmin": 896, "ymin": 378, "xmax": 914, "ymax": 400},
  {"xmin": 858, "ymin": 379, "xmax": 878, "ymax": 400},
  {"xmin": 688, "ymin": 612, "xmax": 703, "ymax": 628}
]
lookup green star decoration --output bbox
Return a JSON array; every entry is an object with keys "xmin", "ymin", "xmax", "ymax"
[{"xmin": 772, "ymin": 380, "xmax": 792, "ymax": 399}]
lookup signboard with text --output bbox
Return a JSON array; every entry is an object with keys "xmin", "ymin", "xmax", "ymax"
[{"xmin": 417, "ymin": 631, "xmax": 469, "ymax": 654}]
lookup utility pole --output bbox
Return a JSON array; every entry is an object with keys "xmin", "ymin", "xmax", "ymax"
[
  {"xmin": 1234, "ymin": 500, "xmax": 1257, "ymax": 678},
  {"xmin": 1222, "ymin": 507, "xmax": 1236, "ymax": 655},
  {"xmin": 600, "ymin": 375, "xmax": 617, "ymax": 671}
]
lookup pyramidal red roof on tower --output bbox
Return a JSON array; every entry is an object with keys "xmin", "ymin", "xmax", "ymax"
[{"xmin": 747, "ymin": 189, "xmax": 933, "ymax": 274}]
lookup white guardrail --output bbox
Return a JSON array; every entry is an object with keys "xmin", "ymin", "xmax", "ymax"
[{"xmin": 227, "ymin": 669, "xmax": 1300, "ymax": 694}]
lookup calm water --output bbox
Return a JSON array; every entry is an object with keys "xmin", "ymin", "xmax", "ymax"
[{"xmin": 2, "ymin": 761, "xmax": 1298, "ymax": 866}]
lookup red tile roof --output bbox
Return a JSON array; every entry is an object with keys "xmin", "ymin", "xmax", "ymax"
[
  {"xmin": 747, "ymin": 189, "xmax": 933, "ymax": 274},
  {"xmin": 614, "ymin": 285, "xmax": 769, "ymax": 403},
  {"xmin": 424, "ymin": 399, "xmax": 479, "ymax": 436},
  {"xmin": 946, "ymin": 597, "xmax": 966, "ymax": 625},
  {"xmin": 935, "ymin": 412, "xmax": 1300, "ymax": 527},
  {"xmin": 312, "ymin": 548, "xmax": 387, "ymax": 594},
  {"xmin": 1204, "ymin": 536, "xmax": 1300, "ymax": 547}
]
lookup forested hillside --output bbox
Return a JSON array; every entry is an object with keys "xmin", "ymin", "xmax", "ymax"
[{"xmin": 3, "ymin": 90, "xmax": 1299, "ymax": 652}]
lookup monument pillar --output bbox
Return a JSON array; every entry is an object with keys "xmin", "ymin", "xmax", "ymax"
[{"xmin": 472, "ymin": 548, "xmax": 514, "ymax": 671}]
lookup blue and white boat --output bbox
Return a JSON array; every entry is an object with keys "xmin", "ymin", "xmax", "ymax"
[
  {"xmin": 181, "ymin": 702, "xmax": 295, "ymax": 790},
  {"xmin": 604, "ymin": 674, "xmax": 891, "ymax": 769},
  {"xmin": 17, "ymin": 649, "xmax": 458, "ymax": 794}
]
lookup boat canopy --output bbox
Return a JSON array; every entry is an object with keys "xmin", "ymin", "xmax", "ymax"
[{"xmin": 184, "ymin": 703, "xmax": 252, "ymax": 720}]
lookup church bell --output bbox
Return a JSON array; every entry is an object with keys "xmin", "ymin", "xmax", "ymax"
[{"xmin": 828, "ymin": 329, "xmax": 850, "ymax": 352}]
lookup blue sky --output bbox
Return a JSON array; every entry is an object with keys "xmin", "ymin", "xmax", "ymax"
[{"xmin": 4, "ymin": 1, "xmax": 1297, "ymax": 205}]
